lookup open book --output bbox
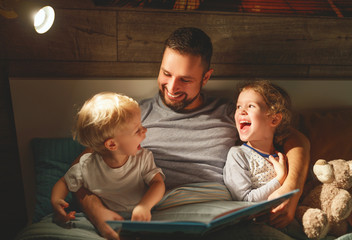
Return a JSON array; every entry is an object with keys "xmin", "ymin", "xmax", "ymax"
[{"xmin": 107, "ymin": 189, "xmax": 299, "ymax": 237}]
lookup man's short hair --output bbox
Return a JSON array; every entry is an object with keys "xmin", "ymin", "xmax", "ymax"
[{"xmin": 164, "ymin": 27, "xmax": 213, "ymax": 72}]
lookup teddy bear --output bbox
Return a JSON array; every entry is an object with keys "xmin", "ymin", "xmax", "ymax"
[{"xmin": 295, "ymin": 159, "xmax": 352, "ymax": 239}]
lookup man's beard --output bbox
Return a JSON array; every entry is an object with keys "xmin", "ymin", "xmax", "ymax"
[{"xmin": 159, "ymin": 87, "xmax": 202, "ymax": 113}]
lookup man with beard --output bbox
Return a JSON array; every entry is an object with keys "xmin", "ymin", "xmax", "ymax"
[{"xmin": 74, "ymin": 27, "xmax": 310, "ymax": 240}]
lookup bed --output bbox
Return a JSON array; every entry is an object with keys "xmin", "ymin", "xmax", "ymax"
[{"xmin": 14, "ymin": 105, "xmax": 352, "ymax": 239}]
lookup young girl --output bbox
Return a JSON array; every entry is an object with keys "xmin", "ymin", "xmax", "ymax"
[
  {"xmin": 51, "ymin": 92, "xmax": 165, "ymax": 223},
  {"xmin": 224, "ymin": 80, "xmax": 292, "ymax": 202}
]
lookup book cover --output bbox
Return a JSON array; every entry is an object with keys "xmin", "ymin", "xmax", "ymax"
[{"xmin": 107, "ymin": 189, "xmax": 299, "ymax": 237}]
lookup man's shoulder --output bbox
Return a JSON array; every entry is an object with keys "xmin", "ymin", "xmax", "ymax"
[
  {"xmin": 139, "ymin": 95, "xmax": 159, "ymax": 114},
  {"xmin": 139, "ymin": 95, "xmax": 157, "ymax": 107},
  {"xmin": 203, "ymin": 95, "xmax": 235, "ymax": 117}
]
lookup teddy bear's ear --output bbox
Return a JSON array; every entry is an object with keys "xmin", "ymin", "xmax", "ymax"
[
  {"xmin": 348, "ymin": 160, "xmax": 352, "ymax": 174},
  {"xmin": 313, "ymin": 159, "xmax": 334, "ymax": 183}
]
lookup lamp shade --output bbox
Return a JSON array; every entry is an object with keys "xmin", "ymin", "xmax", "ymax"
[
  {"xmin": 33, "ymin": 6, "xmax": 55, "ymax": 34},
  {"xmin": 0, "ymin": 0, "xmax": 55, "ymax": 34}
]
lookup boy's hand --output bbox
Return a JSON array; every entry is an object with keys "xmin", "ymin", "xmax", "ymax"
[
  {"xmin": 131, "ymin": 205, "xmax": 151, "ymax": 221},
  {"xmin": 52, "ymin": 199, "xmax": 76, "ymax": 223}
]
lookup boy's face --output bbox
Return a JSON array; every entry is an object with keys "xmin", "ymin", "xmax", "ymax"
[
  {"xmin": 235, "ymin": 89, "xmax": 277, "ymax": 144},
  {"xmin": 157, "ymin": 47, "xmax": 213, "ymax": 112},
  {"xmin": 114, "ymin": 108, "xmax": 147, "ymax": 156}
]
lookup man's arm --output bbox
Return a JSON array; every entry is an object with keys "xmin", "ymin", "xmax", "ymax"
[
  {"xmin": 72, "ymin": 148, "xmax": 123, "ymax": 240},
  {"xmin": 268, "ymin": 128, "xmax": 310, "ymax": 228}
]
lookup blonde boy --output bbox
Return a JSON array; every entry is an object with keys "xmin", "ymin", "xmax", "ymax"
[{"xmin": 51, "ymin": 92, "xmax": 165, "ymax": 223}]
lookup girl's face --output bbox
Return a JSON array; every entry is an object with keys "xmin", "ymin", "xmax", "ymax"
[
  {"xmin": 113, "ymin": 108, "xmax": 147, "ymax": 156},
  {"xmin": 235, "ymin": 88, "xmax": 276, "ymax": 144}
]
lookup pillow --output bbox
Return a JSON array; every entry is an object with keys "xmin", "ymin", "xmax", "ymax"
[
  {"xmin": 296, "ymin": 108, "xmax": 352, "ymax": 197},
  {"xmin": 32, "ymin": 138, "xmax": 85, "ymax": 222},
  {"xmin": 297, "ymin": 108, "xmax": 352, "ymax": 163}
]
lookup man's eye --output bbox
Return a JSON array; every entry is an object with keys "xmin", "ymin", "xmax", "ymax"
[{"xmin": 164, "ymin": 72, "xmax": 170, "ymax": 76}]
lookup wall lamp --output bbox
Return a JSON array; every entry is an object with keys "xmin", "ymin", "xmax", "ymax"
[{"xmin": 0, "ymin": 0, "xmax": 55, "ymax": 34}]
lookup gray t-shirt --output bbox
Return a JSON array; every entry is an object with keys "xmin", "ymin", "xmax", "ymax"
[{"xmin": 140, "ymin": 94, "xmax": 237, "ymax": 190}]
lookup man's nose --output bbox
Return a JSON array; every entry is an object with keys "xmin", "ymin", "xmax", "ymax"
[{"xmin": 168, "ymin": 77, "xmax": 180, "ymax": 93}]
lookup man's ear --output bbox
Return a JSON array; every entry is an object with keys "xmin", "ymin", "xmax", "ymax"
[
  {"xmin": 271, "ymin": 113, "xmax": 282, "ymax": 127},
  {"xmin": 104, "ymin": 138, "xmax": 118, "ymax": 151},
  {"xmin": 202, "ymin": 68, "xmax": 213, "ymax": 87}
]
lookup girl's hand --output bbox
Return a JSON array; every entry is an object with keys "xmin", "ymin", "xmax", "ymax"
[{"xmin": 267, "ymin": 152, "xmax": 287, "ymax": 185}]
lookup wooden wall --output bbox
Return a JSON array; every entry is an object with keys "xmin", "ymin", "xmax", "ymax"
[
  {"xmin": 2, "ymin": 0, "xmax": 352, "ymax": 78},
  {"xmin": 1, "ymin": 0, "xmax": 352, "ymax": 237}
]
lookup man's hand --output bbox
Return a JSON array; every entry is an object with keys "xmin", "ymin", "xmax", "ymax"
[
  {"xmin": 268, "ymin": 186, "xmax": 300, "ymax": 229},
  {"xmin": 93, "ymin": 207, "xmax": 124, "ymax": 240},
  {"xmin": 75, "ymin": 186, "xmax": 123, "ymax": 240}
]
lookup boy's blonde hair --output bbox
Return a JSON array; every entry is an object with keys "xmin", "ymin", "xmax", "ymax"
[
  {"xmin": 73, "ymin": 92, "xmax": 139, "ymax": 154},
  {"xmin": 236, "ymin": 80, "xmax": 292, "ymax": 146}
]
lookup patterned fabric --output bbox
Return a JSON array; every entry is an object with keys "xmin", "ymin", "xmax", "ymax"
[
  {"xmin": 173, "ymin": 0, "xmax": 201, "ymax": 10},
  {"xmin": 154, "ymin": 182, "xmax": 232, "ymax": 210},
  {"xmin": 249, "ymin": 150, "xmax": 277, "ymax": 189}
]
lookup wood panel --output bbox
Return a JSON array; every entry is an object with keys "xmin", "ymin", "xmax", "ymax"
[
  {"xmin": 1, "ymin": 7, "xmax": 352, "ymax": 78},
  {"xmin": 117, "ymin": 10, "xmax": 352, "ymax": 66},
  {"xmin": 9, "ymin": 61, "xmax": 160, "ymax": 78},
  {"xmin": 8, "ymin": 60, "xmax": 352, "ymax": 79},
  {"xmin": 0, "ymin": 9, "xmax": 117, "ymax": 61}
]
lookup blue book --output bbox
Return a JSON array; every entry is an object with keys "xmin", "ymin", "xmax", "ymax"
[{"xmin": 106, "ymin": 189, "xmax": 299, "ymax": 237}]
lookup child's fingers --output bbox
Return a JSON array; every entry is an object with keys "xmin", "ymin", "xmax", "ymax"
[
  {"xmin": 277, "ymin": 152, "xmax": 287, "ymax": 165},
  {"xmin": 58, "ymin": 199, "xmax": 69, "ymax": 208},
  {"xmin": 267, "ymin": 155, "xmax": 277, "ymax": 166},
  {"xmin": 57, "ymin": 205, "xmax": 68, "ymax": 217},
  {"xmin": 67, "ymin": 211, "xmax": 76, "ymax": 221}
]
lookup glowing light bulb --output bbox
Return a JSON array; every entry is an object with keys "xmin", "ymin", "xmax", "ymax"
[{"xmin": 34, "ymin": 6, "xmax": 55, "ymax": 34}]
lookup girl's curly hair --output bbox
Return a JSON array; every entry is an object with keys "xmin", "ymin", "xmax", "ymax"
[{"xmin": 236, "ymin": 80, "xmax": 292, "ymax": 146}]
